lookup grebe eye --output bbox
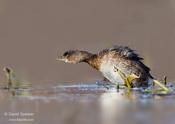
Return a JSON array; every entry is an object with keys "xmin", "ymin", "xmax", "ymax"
[{"xmin": 63, "ymin": 52, "xmax": 69, "ymax": 56}]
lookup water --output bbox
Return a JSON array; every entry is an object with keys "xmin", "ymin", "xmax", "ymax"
[{"xmin": 0, "ymin": 82, "xmax": 175, "ymax": 124}]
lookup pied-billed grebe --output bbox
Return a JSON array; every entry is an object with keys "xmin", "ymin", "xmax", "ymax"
[{"xmin": 57, "ymin": 46, "xmax": 155, "ymax": 88}]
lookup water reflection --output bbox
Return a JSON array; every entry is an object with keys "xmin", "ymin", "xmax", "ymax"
[{"xmin": 0, "ymin": 83, "xmax": 175, "ymax": 124}]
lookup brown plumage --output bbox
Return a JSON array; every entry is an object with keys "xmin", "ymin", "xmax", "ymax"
[{"xmin": 57, "ymin": 46, "xmax": 153, "ymax": 87}]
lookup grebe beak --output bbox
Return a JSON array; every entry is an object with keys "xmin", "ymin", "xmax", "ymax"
[{"xmin": 56, "ymin": 56, "xmax": 66, "ymax": 61}]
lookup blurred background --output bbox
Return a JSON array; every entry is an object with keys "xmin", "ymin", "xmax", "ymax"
[{"xmin": 0, "ymin": 0, "xmax": 175, "ymax": 84}]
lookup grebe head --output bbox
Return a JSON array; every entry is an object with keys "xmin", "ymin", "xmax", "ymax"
[{"xmin": 57, "ymin": 50, "xmax": 93, "ymax": 64}]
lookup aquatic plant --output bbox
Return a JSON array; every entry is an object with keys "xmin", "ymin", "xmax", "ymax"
[{"xmin": 3, "ymin": 67, "xmax": 30, "ymax": 89}]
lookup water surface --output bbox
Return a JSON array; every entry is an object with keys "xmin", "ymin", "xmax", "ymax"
[{"xmin": 0, "ymin": 83, "xmax": 175, "ymax": 124}]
